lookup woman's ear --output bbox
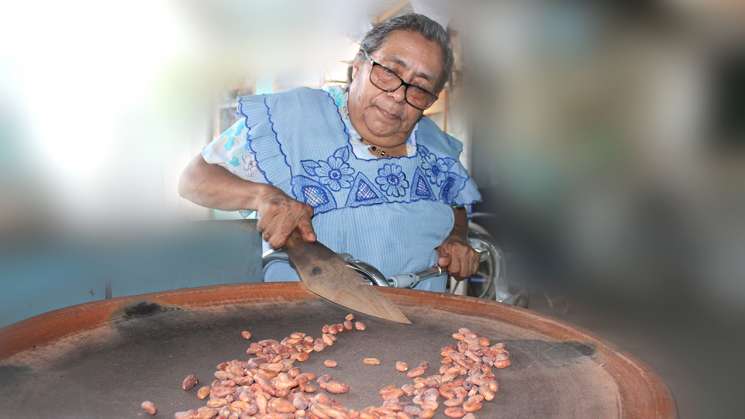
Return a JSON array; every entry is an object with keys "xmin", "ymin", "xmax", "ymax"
[{"xmin": 351, "ymin": 60, "xmax": 360, "ymax": 81}]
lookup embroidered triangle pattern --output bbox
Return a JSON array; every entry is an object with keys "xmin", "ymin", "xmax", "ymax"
[
  {"xmin": 304, "ymin": 186, "xmax": 328, "ymax": 206},
  {"xmin": 346, "ymin": 172, "xmax": 387, "ymax": 208},
  {"xmin": 291, "ymin": 175, "xmax": 337, "ymax": 214},
  {"xmin": 410, "ymin": 167, "xmax": 435, "ymax": 201}
]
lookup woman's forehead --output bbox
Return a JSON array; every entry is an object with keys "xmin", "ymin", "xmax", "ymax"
[{"xmin": 373, "ymin": 31, "xmax": 442, "ymax": 81}]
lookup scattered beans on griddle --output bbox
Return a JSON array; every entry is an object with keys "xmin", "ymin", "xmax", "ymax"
[
  {"xmin": 140, "ymin": 400, "xmax": 157, "ymax": 415},
  {"xmin": 321, "ymin": 380, "xmax": 350, "ymax": 394},
  {"xmin": 406, "ymin": 361, "xmax": 429, "ymax": 378},
  {"xmin": 395, "ymin": 360, "xmax": 409, "ymax": 372},
  {"xmin": 180, "ymin": 373, "xmax": 198, "ymax": 391},
  {"xmin": 196, "ymin": 385, "xmax": 210, "ymax": 400},
  {"xmin": 167, "ymin": 314, "xmax": 509, "ymax": 418},
  {"xmin": 444, "ymin": 406, "xmax": 466, "ymax": 418}
]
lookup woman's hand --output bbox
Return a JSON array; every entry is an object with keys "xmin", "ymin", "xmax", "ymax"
[
  {"xmin": 436, "ymin": 207, "xmax": 479, "ymax": 279},
  {"xmin": 256, "ymin": 186, "xmax": 316, "ymax": 249},
  {"xmin": 437, "ymin": 236, "xmax": 480, "ymax": 280}
]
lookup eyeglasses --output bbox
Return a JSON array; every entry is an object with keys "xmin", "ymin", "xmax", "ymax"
[{"xmin": 361, "ymin": 50, "xmax": 438, "ymax": 111}]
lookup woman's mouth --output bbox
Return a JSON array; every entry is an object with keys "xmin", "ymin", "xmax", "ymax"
[{"xmin": 374, "ymin": 105, "xmax": 401, "ymax": 120}]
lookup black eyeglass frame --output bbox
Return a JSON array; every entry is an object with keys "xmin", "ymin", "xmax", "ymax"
[{"xmin": 361, "ymin": 49, "xmax": 439, "ymax": 111}]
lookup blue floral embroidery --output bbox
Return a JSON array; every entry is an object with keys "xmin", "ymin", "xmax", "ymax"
[
  {"xmin": 300, "ymin": 147, "xmax": 355, "ymax": 192},
  {"xmin": 420, "ymin": 149, "xmax": 455, "ymax": 186},
  {"xmin": 375, "ymin": 163, "xmax": 409, "ymax": 197}
]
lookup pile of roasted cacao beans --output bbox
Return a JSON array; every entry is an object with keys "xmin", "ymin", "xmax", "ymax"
[{"xmin": 142, "ymin": 313, "xmax": 510, "ymax": 418}]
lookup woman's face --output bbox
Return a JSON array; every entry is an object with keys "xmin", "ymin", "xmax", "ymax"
[{"xmin": 348, "ymin": 30, "xmax": 443, "ymax": 149}]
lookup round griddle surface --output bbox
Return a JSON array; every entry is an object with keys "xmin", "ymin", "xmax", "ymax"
[{"xmin": 0, "ymin": 284, "xmax": 674, "ymax": 418}]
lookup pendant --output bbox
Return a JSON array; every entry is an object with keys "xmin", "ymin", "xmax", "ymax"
[
  {"xmin": 361, "ymin": 138, "xmax": 390, "ymax": 158},
  {"xmin": 369, "ymin": 145, "xmax": 386, "ymax": 157}
]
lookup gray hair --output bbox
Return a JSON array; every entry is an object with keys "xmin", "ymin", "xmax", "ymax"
[{"xmin": 355, "ymin": 13, "xmax": 453, "ymax": 92}]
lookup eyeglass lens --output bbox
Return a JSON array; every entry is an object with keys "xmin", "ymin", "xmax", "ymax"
[{"xmin": 369, "ymin": 63, "xmax": 434, "ymax": 110}]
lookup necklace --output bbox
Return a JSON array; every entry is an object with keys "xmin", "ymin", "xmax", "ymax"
[
  {"xmin": 361, "ymin": 138, "xmax": 401, "ymax": 158},
  {"xmin": 367, "ymin": 144, "xmax": 387, "ymax": 158}
]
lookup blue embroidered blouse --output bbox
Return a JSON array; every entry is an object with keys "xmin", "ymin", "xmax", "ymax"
[{"xmin": 202, "ymin": 86, "xmax": 481, "ymax": 291}]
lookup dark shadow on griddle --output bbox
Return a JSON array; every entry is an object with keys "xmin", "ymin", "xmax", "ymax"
[{"xmin": 122, "ymin": 301, "xmax": 173, "ymax": 318}]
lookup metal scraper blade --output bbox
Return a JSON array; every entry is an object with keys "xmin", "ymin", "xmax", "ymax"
[{"xmin": 285, "ymin": 233, "xmax": 411, "ymax": 324}]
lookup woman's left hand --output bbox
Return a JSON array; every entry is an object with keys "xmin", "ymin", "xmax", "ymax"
[{"xmin": 437, "ymin": 236, "xmax": 480, "ymax": 280}]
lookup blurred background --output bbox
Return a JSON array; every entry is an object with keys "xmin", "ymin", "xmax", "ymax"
[{"xmin": 1, "ymin": 1, "xmax": 744, "ymax": 417}]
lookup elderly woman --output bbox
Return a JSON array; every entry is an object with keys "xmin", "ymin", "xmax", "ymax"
[{"xmin": 179, "ymin": 14, "xmax": 481, "ymax": 291}]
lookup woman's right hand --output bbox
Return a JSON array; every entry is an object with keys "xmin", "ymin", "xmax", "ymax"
[{"xmin": 256, "ymin": 186, "xmax": 316, "ymax": 249}]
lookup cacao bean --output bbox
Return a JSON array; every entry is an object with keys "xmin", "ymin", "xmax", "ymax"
[
  {"xmin": 324, "ymin": 381, "xmax": 350, "ymax": 394},
  {"xmin": 444, "ymin": 406, "xmax": 465, "ymax": 418},
  {"xmin": 197, "ymin": 386, "xmax": 211, "ymax": 400},
  {"xmin": 395, "ymin": 361, "xmax": 408, "ymax": 372},
  {"xmin": 140, "ymin": 400, "xmax": 157, "ymax": 416},
  {"xmin": 182, "ymin": 374, "xmax": 199, "ymax": 391}
]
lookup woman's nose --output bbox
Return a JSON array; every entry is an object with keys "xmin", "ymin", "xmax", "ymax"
[{"xmin": 387, "ymin": 84, "xmax": 406, "ymax": 102}]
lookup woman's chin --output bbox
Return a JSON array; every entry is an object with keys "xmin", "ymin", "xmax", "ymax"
[{"xmin": 364, "ymin": 119, "xmax": 400, "ymax": 139}]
